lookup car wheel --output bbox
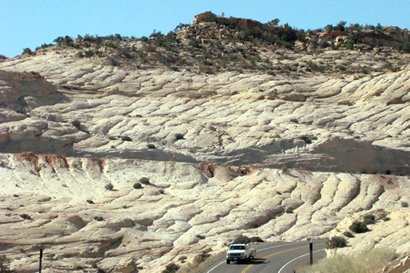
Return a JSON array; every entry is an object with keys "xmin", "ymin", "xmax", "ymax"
[{"xmin": 226, "ymin": 259, "xmax": 230, "ymax": 264}]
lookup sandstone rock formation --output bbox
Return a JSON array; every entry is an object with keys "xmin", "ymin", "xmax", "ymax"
[{"xmin": 0, "ymin": 15, "xmax": 409, "ymax": 273}]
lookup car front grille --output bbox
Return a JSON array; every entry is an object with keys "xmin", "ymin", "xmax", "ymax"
[{"xmin": 229, "ymin": 253, "xmax": 243, "ymax": 258}]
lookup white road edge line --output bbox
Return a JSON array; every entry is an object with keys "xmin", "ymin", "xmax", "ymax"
[
  {"xmin": 205, "ymin": 242, "xmax": 304, "ymax": 273},
  {"xmin": 277, "ymin": 248, "xmax": 326, "ymax": 273}
]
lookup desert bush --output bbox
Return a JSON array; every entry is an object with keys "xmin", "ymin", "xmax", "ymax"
[
  {"xmin": 400, "ymin": 42, "xmax": 410, "ymax": 53},
  {"xmin": 133, "ymin": 182, "xmax": 142, "ymax": 189},
  {"xmin": 22, "ymin": 48, "xmax": 33, "ymax": 55},
  {"xmin": 86, "ymin": 199, "xmax": 95, "ymax": 204},
  {"xmin": 300, "ymin": 248, "xmax": 396, "ymax": 273},
  {"xmin": 233, "ymin": 235, "xmax": 263, "ymax": 244},
  {"xmin": 327, "ymin": 236, "xmax": 347, "ymax": 249},
  {"xmin": 345, "ymin": 39, "xmax": 355, "ymax": 50},
  {"xmin": 105, "ymin": 183, "xmax": 114, "ymax": 191},
  {"xmin": 233, "ymin": 235, "xmax": 250, "ymax": 244},
  {"xmin": 120, "ymin": 136, "xmax": 132, "ymax": 141},
  {"xmin": 147, "ymin": 143, "xmax": 156, "ymax": 149},
  {"xmin": 174, "ymin": 23, "xmax": 190, "ymax": 32},
  {"xmin": 175, "ymin": 133, "xmax": 185, "ymax": 141},
  {"xmin": 162, "ymin": 262, "xmax": 179, "ymax": 273},
  {"xmin": 249, "ymin": 236, "xmax": 264, "ymax": 242},
  {"xmin": 349, "ymin": 221, "xmax": 369, "ymax": 233},
  {"xmin": 54, "ymin": 35, "xmax": 74, "ymax": 47},
  {"xmin": 19, "ymin": 213, "xmax": 32, "ymax": 220},
  {"xmin": 193, "ymin": 252, "xmax": 210, "ymax": 264},
  {"xmin": 139, "ymin": 177, "xmax": 150, "ymax": 185},
  {"xmin": 401, "ymin": 201, "xmax": 408, "ymax": 208},
  {"xmin": 94, "ymin": 216, "xmax": 104, "ymax": 221},
  {"xmin": 363, "ymin": 213, "xmax": 376, "ymax": 225}
]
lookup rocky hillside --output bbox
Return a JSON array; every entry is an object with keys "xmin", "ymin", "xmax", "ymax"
[
  {"xmin": 0, "ymin": 13, "xmax": 409, "ymax": 273},
  {"xmin": 23, "ymin": 12, "xmax": 410, "ymax": 75}
]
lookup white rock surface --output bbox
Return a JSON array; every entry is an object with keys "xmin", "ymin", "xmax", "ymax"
[{"xmin": 0, "ymin": 50, "xmax": 409, "ymax": 272}]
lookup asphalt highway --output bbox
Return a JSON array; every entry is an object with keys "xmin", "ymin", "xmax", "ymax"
[{"xmin": 204, "ymin": 240, "xmax": 327, "ymax": 273}]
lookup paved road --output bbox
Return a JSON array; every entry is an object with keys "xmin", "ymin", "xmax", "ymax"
[{"xmin": 204, "ymin": 240, "xmax": 327, "ymax": 273}]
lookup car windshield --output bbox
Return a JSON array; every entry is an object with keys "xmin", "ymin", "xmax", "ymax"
[{"xmin": 230, "ymin": 245, "xmax": 245, "ymax": 250}]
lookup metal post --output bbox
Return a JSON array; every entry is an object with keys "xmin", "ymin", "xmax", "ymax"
[
  {"xmin": 309, "ymin": 242, "xmax": 313, "ymax": 265},
  {"xmin": 39, "ymin": 248, "xmax": 43, "ymax": 273}
]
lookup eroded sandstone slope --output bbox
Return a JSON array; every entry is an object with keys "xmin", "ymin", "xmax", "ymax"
[
  {"xmin": 0, "ymin": 154, "xmax": 408, "ymax": 272},
  {"xmin": 0, "ymin": 52, "xmax": 409, "ymax": 174}
]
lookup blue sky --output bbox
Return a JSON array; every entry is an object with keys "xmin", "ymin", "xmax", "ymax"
[{"xmin": 1, "ymin": 0, "xmax": 409, "ymax": 57}]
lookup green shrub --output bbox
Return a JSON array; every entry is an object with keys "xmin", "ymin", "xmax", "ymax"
[
  {"xmin": 249, "ymin": 236, "xmax": 264, "ymax": 242},
  {"xmin": 400, "ymin": 42, "xmax": 410, "ymax": 53},
  {"xmin": 345, "ymin": 39, "xmax": 354, "ymax": 50},
  {"xmin": 175, "ymin": 133, "xmax": 185, "ymax": 141},
  {"xmin": 349, "ymin": 221, "xmax": 369, "ymax": 233},
  {"xmin": 22, "ymin": 48, "xmax": 33, "ymax": 55},
  {"xmin": 139, "ymin": 177, "xmax": 150, "ymax": 185},
  {"xmin": 19, "ymin": 213, "xmax": 32, "ymax": 220},
  {"xmin": 233, "ymin": 235, "xmax": 263, "ymax": 244},
  {"xmin": 327, "ymin": 236, "xmax": 347, "ymax": 249},
  {"xmin": 233, "ymin": 235, "xmax": 251, "ymax": 244},
  {"xmin": 54, "ymin": 35, "xmax": 74, "ymax": 47},
  {"xmin": 147, "ymin": 143, "xmax": 156, "ymax": 149},
  {"xmin": 94, "ymin": 216, "xmax": 104, "ymax": 221},
  {"xmin": 105, "ymin": 183, "xmax": 114, "ymax": 191},
  {"xmin": 162, "ymin": 262, "xmax": 179, "ymax": 273}
]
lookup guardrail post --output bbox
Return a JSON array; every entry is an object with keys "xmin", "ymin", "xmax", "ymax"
[
  {"xmin": 309, "ymin": 242, "xmax": 313, "ymax": 265},
  {"xmin": 39, "ymin": 248, "xmax": 43, "ymax": 273}
]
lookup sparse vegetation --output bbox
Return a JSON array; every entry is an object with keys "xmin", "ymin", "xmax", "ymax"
[
  {"xmin": 299, "ymin": 248, "xmax": 396, "ymax": 273},
  {"xmin": 133, "ymin": 182, "xmax": 142, "ymax": 189},
  {"xmin": 22, "ymin": 48, "xmax": 33, "ymax": 55},
  {"xmin": 162, "ymin": 262, "xmax": 179, "ymax": 273},
  {"xmin": 175, "ymin": 133, "xmax": 185, "ymax": 141},
  {"xmin": 94, "ymin": 216, "xmax": 104, "ymax": 221},
  {"xmin": 139, "ymin": 177, "xmax": 150, "ymax": 185},
  {"xmin": 23, "ymin": 13, "xmax": 409, "ymax": 75},
  {"xmin": 19, "ymin": 213, "xmax": 32, "ymax": 220},
  {"xmin": 120, "ymin": 136, "xmax": 132, "ymax": 141},
  {"xmin": 327, "ymin": 236, "xmax": 347, "ymax": 249},
  {"xmin": 349, "ymin": 221, "xmax": 369, "ymax": 233},
  {"xmin": 105, "ymin": 183, "xmax": 114, "ymax": 191},
  {"xmin": 233, "ymin": 235, "xmax": 264, "ymax": 244},
  {"xmin": 147, "ymin": 144, "xmax": 156, "ymax": 149}
]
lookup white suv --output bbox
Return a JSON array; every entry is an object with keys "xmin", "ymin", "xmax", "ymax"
[{"xmin": 226, "ymin": 243, "xmax": 256, "ymax": 264}]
